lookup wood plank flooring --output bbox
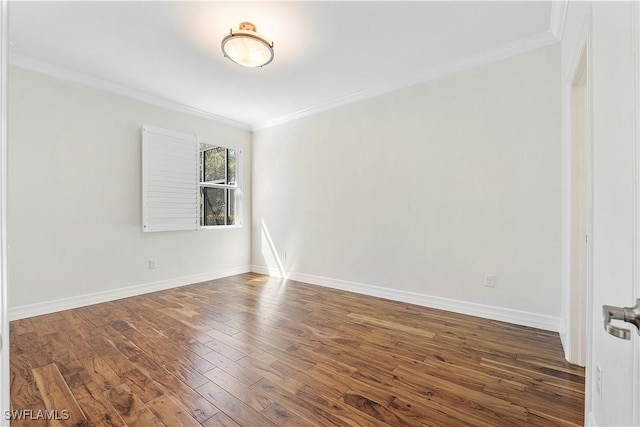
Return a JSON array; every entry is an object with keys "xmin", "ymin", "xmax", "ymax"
[{"xmin": 10, "ymin": 273, "xmax": 585, "ymax": 426}]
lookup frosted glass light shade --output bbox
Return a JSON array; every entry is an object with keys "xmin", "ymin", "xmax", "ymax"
[{"xmin": 222, "ymin": 22, "xmax": 274, "ymax": 68}]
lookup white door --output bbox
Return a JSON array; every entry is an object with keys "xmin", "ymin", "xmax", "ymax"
[{"xmin": 587, "ymin": 2, "xmax": 640, "ymax": 426}]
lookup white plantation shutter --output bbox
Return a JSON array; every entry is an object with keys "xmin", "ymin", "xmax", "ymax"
[{"xmin": 142, "ymin": 125, "xmax": 198, "ymax": 232}]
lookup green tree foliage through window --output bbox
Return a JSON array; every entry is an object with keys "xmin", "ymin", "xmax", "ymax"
[{"xmin": 199, "ymin": 144, "xmax": 237, "ymax": 226}]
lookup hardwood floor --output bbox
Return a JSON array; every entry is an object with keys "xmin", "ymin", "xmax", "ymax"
[{"xmin": 10, "ymin": 273, "xmax": 585, "ymax": 426}]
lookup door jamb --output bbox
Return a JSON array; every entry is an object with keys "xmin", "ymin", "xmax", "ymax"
[
  {"xmin": 632, "ymin": 2, "xmax": 640, "ymax": 425},
  {"xmin": 1, "ymin": 0, "xmax": 8, "ymax": 421},
  {"xmin": 563, "ymin": 5, "xmax": 593, "ymax": 421}
]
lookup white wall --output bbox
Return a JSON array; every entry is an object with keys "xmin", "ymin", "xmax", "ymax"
[
  {"xmin": 252, "ymin": 45, "xmax": 562, "ymax": 330},
  {"xmin": 7, "ymin": 66, "xmax": 252, "ymax": 318}
]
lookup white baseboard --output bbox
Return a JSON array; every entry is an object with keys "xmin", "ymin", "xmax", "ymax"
[
  {"xmin": 252, "ymin": 264, "xmax": 286, "ymax": 279},
  {"xmin": 15, "ymin": 264, "xmax": 561, "ymax": 331},
  {"xmin": 559, "ymin": 322, "xmax": 569, "ymax": 357},
  {"xmin": 252, "ymin": 265, "xmax": 561, "ymax": 332},
  {"xmin": 9, "ymin": 265, "xmax": 251, "ymax": 321}
]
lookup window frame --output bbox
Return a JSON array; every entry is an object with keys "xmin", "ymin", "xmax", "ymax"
[
  {"xmin": 197, "ymin": 140, "xmax": 243, "ymax": 230},
  {"xmin": 141, "ymin": 125, "xmax": 243, "ymax": 233}
]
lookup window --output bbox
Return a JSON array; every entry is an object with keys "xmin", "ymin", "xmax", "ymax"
[
  {"xmin": 199, "ymin": 143, "xmax": 238, "ymax": 226},
  {"xmin": 142, "ymin": 125, "xmax": 242, "ymax": 232}
]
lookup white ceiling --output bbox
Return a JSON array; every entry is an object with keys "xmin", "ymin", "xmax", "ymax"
[{"xmin": 8, "ymin": 1, "xmax": 563, "ymax": 130}]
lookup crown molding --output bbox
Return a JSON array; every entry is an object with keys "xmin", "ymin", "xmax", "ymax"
[
  {"xmin": 10, "ymin": 19, "xmax": 563, "ymax": 135},
  {"xmin": 550, "ymin": 0, "xmax": 569, "ymax": 40},
  {"xmin": 251, "ymin": 30, "xmax": 559, "ymax": 131},
  {"xmin": 9, "ymin": 53, "xmax": 251, "ymax": 131}
]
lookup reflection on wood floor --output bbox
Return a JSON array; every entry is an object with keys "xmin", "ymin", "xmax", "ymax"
[{"xmin": 10, "ymin": 272, "xmax": 584, "ymax": 426}]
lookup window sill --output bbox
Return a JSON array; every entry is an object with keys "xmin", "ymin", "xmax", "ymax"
[{"xmin": 198, "ymin": 224, "xmax": 243, "ymax": 230}]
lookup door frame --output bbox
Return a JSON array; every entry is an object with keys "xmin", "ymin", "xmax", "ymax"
[
  {"xmin": 567, "ymin": 41, "xmax": 591, "ymax": 368},
  {"xmin": 562, "ymin": 4, "xmax": 594, "ymax": 421},
  {"xmin": 0, "ymin": 0, "xmax": 8, "ymax": 421},
  {"xmin": 633, "ymin": 2, "xmax": 640, "ymax": 425},
  {"xmin": 563, "ymin": 4, "xmax": 593, "ymax": 370}
]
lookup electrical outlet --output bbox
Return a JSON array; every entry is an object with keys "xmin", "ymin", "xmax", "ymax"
[
  {"xmin": 484, "ymin": 274, "xmax": 495, "ymax": 288},
  {"xmin": 596, "ymin": 363, "xmax": 602, "ymax": 399},
  {"xmin": 148, "ymin": 259, "xmax": 157, "ymax": 270}
]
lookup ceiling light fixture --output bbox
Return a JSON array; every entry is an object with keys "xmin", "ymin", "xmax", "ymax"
[{"xmin": 221, "ymin": 22, "xmax": 274, "ymax": 68}]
